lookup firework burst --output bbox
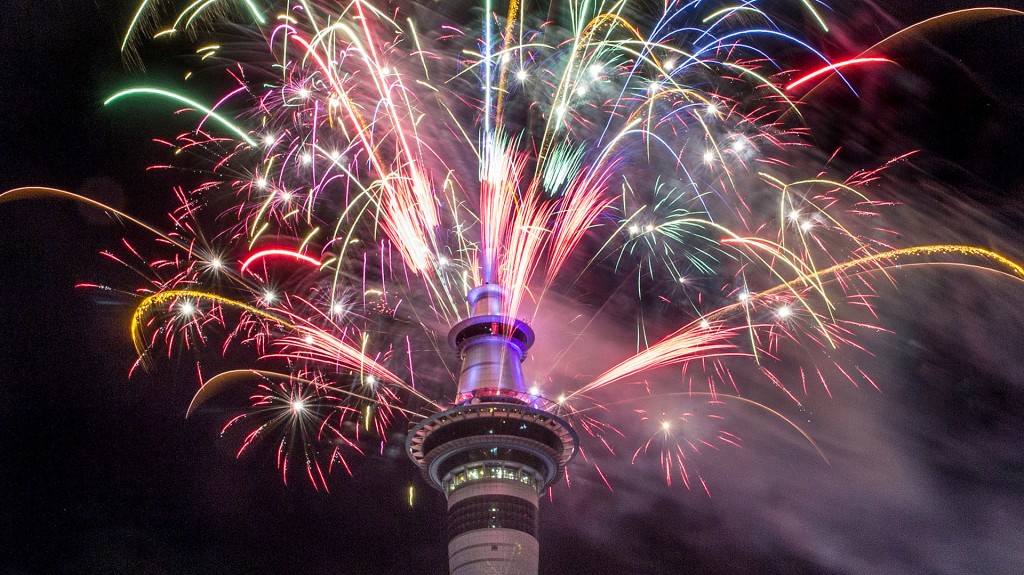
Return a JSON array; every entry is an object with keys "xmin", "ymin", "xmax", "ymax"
[{"xmin": 4, "ymin": 1, "xmax": 1024, "ymax": 495}]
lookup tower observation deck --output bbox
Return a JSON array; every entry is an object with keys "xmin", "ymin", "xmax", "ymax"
[{"xmin": 407, "ymin": 285, "xmax": 577, "ymax": 575}]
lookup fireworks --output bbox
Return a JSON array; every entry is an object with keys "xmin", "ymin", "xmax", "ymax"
[{"xmin": 4, "ymin": 1, "xmax": 1024, "ymax": 495}]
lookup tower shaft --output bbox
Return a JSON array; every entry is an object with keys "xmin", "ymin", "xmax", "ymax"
[{"xmin": 446, "ymin": 478, "xmax": 539, "ymax": 575}]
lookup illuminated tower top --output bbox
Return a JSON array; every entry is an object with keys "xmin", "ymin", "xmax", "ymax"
[
  {"xmin": 447, "ymin": 284, "xmax": 535, "ymax": 404},
  {"xmin": 407, "ymin": 285, "xmax": 577, "ymax": 575}
]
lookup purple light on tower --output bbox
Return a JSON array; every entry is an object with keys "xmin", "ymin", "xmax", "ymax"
[{"xmin": 407, "ymin": 285, "xmax": 578, "ymax": 575}]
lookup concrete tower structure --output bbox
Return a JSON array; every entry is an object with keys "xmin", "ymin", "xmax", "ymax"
[{"xmin": 407, "ymin": 285, "xmax": 577, "ymax": 575}]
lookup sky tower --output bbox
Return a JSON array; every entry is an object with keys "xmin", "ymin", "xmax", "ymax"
[{"xmin": 407, "ymin": 284, "xmax": 578, "ymax": 575}]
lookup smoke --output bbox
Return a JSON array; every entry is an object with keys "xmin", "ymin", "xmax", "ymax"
[{"xmin": 530, "ymin": 4, "xmax": 1024, "ymax": 574}]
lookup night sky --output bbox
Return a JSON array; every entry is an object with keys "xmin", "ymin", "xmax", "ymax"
[{"xmin": 2, "ymin": 2, "xmax": 1024, "ymax": 574}]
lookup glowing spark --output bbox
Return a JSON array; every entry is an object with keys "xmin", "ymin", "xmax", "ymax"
[
  {"xmin": 104, "ymin": 88, "xmax": 257, "ymax": 146},
  {"xmin": 240, "ymin": 0, "xmax": 266, "ymax": 24},
  {"xmin": 786, "ymin": 57, "xmax": 897, "ymax": 92},
  {"xmin": 240, "ymin": 249, "xmax": 322, "ymax": 274}
]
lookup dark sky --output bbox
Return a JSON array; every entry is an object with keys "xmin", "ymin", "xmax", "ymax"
[{"xmin": 2, "ymin": 2, "xmax": 1024, "ymax": 574}]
